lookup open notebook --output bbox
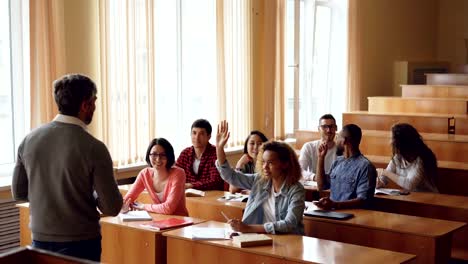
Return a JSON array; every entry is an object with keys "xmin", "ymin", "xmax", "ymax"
[
  {"xmin": 375, "ymin": 188, "xmax": 410, "ymax": 196},
  {"xmin": 191, "ymin": 227, "xmax": 229, "ymax": 240}
]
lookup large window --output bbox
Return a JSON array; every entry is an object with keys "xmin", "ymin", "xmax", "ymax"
[
  {"xmin": 285, "ymin": 0, "xmax": 347, "ymax": 135},
  {"xmin": 0, "ymin": 0, "xmax": 29, "ymax": 179},
  {"xmin": 103, "ymin": 0, "xmax": 252, "ymax": 166}
]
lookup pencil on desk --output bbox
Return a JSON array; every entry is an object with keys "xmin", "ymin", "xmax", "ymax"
[{"xmin": 221, "ymin": 211, "xmax": 230, "ymax": 222}]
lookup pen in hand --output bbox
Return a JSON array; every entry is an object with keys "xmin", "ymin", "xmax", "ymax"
[{"xmin": 221, "ymin": 211, "xmax": 230, "ymax": 222}]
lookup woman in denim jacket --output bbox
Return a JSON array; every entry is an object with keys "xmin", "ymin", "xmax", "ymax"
[{"xmin": 215, "ymin": 121, "xmax": 305, "ymax": 235}]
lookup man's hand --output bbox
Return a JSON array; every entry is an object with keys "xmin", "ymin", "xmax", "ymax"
[
  {"xmin": 313, "ymin": 197, "xmax": 336, "ymax": 210},
  {"xmin": 185, "ymin": 183, "xmax": 193, "ymax": 189},
  {"xmin": 317, "ymin": 142, "xmax": 328, "ymax": 159},
  {"xmin": 216, "ymin": 120, "xmax": 230, "ymax": 148}
]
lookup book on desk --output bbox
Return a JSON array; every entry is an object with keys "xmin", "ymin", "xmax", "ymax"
[
  {"xmin": 232, "ymin": 234, "xmax": 273, "ymax": 247},
  {"xmin": 304, "ymin": 206, "xmax": 354, "ymax": 220}
]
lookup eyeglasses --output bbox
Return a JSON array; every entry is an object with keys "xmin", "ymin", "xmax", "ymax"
[
  {"xmin": 149, "ymin": 153, "xmax": 167, "ymax": 160},
  {"xmin": 319, "ymin": 124, "xmax": 337, "ymax": 130}
]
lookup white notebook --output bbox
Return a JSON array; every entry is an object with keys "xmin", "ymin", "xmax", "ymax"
[
  {"xmin": 118, "ymin": 210, "xmax": 152, "ymax": 222},
  {"xmin": 191, "ymin": 227, "xmax": 229, "ymax": 240}
]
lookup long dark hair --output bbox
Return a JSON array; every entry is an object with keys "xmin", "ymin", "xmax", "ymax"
[
  {"xmin": 243, "ymin": 130, "xmax": 268, "ymax": 154},
  {"xmin": 391, "ymin": 123, "xmax": 437, "ymax": 187}
]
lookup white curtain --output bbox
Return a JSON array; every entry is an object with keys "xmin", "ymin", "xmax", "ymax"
[
  {"xmin": 217, "ymin": 0, "xmax": 253, "ymax": 147},
  {"xmin": 99, "ymin": 0, "xmax": 254, "ymax": 166}
]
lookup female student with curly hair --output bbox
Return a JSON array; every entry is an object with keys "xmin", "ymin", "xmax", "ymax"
[
  {"xmin": 377, "ymin": 123, "xmax": 438, "ymax": 192},
  {"xmin": 122, "ymin": 138, "xmax": 189, "ymax": 215},
  {"xmin": 215, "ymin": 121, "xmax": 305, "ymax": 234}
]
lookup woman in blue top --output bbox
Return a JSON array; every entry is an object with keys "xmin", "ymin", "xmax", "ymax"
[{"xmin": 215, "ymin": 121, "xmax": 305, "ymax": 235}]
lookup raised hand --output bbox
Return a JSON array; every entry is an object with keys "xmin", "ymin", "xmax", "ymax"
[
  {"xmin": 216, "ymin": 120, "xmax": 230, "ymax": 148},
  {"xmin": 317, "ymin": 141, "xmax": 328, "ymax": 158}
]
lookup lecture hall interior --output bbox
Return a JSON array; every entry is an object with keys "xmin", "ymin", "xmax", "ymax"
[{"xmin": 0, "ymin": 0, "xmax": 467, "ymax": 263}]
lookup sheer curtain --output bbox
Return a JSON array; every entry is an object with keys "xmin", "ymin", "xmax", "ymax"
[
  {"xmin": 216, "ymin": 0, "xmax": 253, "ymax": 147},
  {"xmin": 29, "ymin": 0, "xmax": 66, "ymax": 128},
  {"xmin": 99, "ymin": 0, "xmax": 154, "ymax": 166},
  {"xmin": 264, "ymin": 0, "xmax": 286, "ymax": 139},
  {"xmin": 99, "ymin": 0, "xmax": 254, "ymax": 166}
]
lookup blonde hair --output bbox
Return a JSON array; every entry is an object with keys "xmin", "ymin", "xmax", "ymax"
[{"xmin": 255, "ymin": 141, "xmax": 302, "ymax": 186}]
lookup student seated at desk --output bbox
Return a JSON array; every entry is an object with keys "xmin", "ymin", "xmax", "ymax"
[
  {"xmin": 298, "ymin": 114, "xmax": 338, "ymax": 181},
  {"xmin": 377, "ymin": 123, "xmax": 438, "ymax": 193},
  {"xmin": 315, "ymin": 124, "xmax": 376, "ymax": 210},
  {"xmin": 216, "ymin": 121, "xmax": 305, "ymax": 235},
  {"xmin": 229, "ymin": 130, "xmax": 268, "ymax": 194},
  {"xmin": 123, "ymin": 138, "xmax": 189, "ymax": 216}
]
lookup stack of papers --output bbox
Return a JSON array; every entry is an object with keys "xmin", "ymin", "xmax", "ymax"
[
  {"xmin": 191, "ymin": 227, "xmax": 229, "ymax": 240},
  {"xmin": 375, "ymin": 188, "xmax": 409, "ymax": 195},
  {"xmin": 185, "ymin": 188, "xmax": 206, "ymax": 197},
  {"xmin": 118, "ymin": 210, "xmax": 152, "ymax": 222},
  {"xmin": 218, "ymin": 193, "xmax": 249, "ymax": 202}
]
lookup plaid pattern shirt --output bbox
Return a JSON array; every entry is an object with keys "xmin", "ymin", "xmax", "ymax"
[{"xmin": 176, "ymin": 144, "xmax": 224, "ymax": 190}]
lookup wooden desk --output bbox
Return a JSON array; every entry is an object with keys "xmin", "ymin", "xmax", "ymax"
[
  {"xmin": 367, "ymin": 96, "xmax": 468, "ymax": 115},
  {"xmin": 16, "ymin": 203, "xmax": 31, "ymax": 246},
  {"xmin": 304, "ymin": 203, "xmax": 466, "ymax": 264},
  {"xmin": 163, "ymin": 221, "xmax": 416, "ymax": 264},
  {"xmin": 118, "ymin": 187, "xmax": 246, "ymax": 222},
  {"xmin": 185, "ymin": 191, "xmax": 245, "ymax": 222},
  {"xmin": 342, "ymin": 111, "xmax": 468, "ymax": 135},
  {"xmin": 372, "ymin": 192, "xmax": 468, "ymax": 261},
  {"xmin": 360, "ymin": 130, "xmax": 468, "ymax": 163},
  {"xmin": 100, "ymin": 213, "xmax": 204, "ymax": 264}
]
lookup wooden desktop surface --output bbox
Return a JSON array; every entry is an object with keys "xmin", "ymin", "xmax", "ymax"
[
  {"xmin": 129, "ymin": 188, "xmax": 465, "ymax": 263},
  {"xmin": 372, "ymin": 192, "xmax": 468, "ymax": 260},
  {"xmin": 16, "ymin": 203, "xmax": 31, "ymax": 247},
  {"xmin": 304, "ymin": 202, "xmax": 465, "ymax": 264},
  {"xmin": 163, "ymin": 220, "xmax": 416, "ymax": 264},
  {"xmin": 100, "ymin": 213, "xmax": 205, "ymax": 264}
]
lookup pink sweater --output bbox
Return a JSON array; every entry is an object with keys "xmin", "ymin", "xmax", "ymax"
[{"xmin": 124, "ymin": 166, "xmax": 188, "ymax": 216}]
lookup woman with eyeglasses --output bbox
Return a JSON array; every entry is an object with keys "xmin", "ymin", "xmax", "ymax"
[{"xmin": 122, "ymin": 138, "xmax": 189, "ymax": 216}]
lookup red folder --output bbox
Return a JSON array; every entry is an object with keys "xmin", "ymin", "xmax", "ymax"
[{"xmin": 140, "ymin": 218, "xmax": 193, "ymax": 231}]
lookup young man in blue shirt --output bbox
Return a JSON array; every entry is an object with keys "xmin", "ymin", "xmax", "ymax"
[{"xmin": 315, "ymin": 124, "xmax": 376, "ymax": 209}]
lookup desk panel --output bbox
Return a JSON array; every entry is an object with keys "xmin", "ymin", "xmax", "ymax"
[{"xmin": 164, "ymin": 221, "xmax": 416, "ymax": 264}]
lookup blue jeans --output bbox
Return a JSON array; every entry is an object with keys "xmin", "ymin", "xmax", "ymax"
[{"xmin": 32, "ymin": 236, "xmax": 101, "ymax": 262}]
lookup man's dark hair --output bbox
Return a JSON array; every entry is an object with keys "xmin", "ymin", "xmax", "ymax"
[
  {"xmin": 145, "ymin": 138, "xmax": 176, "ymax": 169},
  {"xmin": 341, "ymin": 124, "xmax": 362, "ymax": 148},
  {"xmin": 191, "ymin": 119, "xmax": 212, "ymax": 135},
  {"xmin": 319, "ymin": 114, "xmax": 336, "ymax": 124},
  {"xmin": 53, "ymin": 74, "xmax": 97, "ymax": 116}
]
